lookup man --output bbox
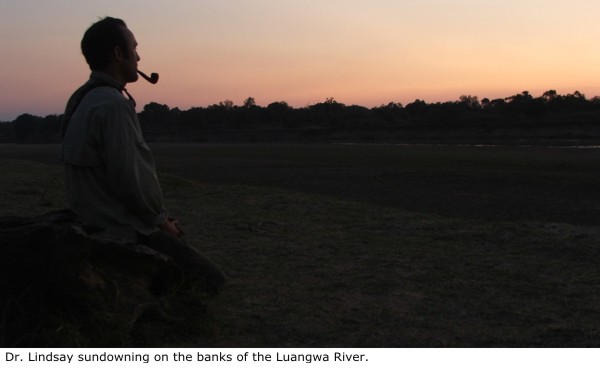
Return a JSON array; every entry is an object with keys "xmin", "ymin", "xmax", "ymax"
[{"xmin": 61, "ymin": 17, "xmax": 224, "ymax": 295}]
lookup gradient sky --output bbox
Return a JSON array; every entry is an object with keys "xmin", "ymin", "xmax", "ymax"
[{"xmin": 1, "ymin": 0, "xmax": 600, "ymax": 120}]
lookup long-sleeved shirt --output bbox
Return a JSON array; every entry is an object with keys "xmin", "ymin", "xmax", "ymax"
[{"xmin": 60, "ymin": 72, "xmax": 167, "ymax": 241}]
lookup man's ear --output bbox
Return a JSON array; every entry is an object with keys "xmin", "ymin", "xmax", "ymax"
[{"xmin": 114, "ymin": 46, "xmax": 125, "ymax": 62}]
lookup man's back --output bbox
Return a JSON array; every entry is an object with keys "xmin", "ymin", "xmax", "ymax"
[{"xmin": 61, "ymin": 72, "xmax": 167, "ymax": 241}]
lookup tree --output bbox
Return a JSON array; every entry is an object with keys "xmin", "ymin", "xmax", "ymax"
[
  {"xmin": 265, "ymin": 101, "xmax": 294, "ymax": 126},
  {"xmin": 372, "ymin": 102, "xmax": 405, "ymax": 125},
  {"xmin": 481, "ymin": 98, "xmax": 491, "ymax": 109},
  {"xmin": 39, "ymin": 115, "xmax": 61, "ymax": 141},
  {"xmin": 142, "ymin": 102, "xmax": 171, "ymax": 115},
  {"xmin": 404, "ymin": 99, "xmax": 428, "ymax": 116},
  {"xmin": 458, "ymin": 95, "xmax": 482, "ymax": 110},
  {"xmin": 13, "ymin": 114, "xmax": 40, "ymax": 142},
  {"xmin": 505, "ymin": 91, "xmax": 533, "ymax": 104},
  {"xmin": 561, "ymin": 90, "xmax": 587, "ymax": 110},
  {"xmin": 138, "ymin": 103, "xmax": 178, "ymax": 137},
  {"xmin": 267, "ymin": 101, "xmax": 291, "ymax": 110},
  {"xmin": 219, "ymin": 100, "xmax": 235, "ymax": 110},
  {"xmin": 243, "ymin": 97, "xmax": 256, "ymax": 109},
  {"xmin": 542, "ymin": 90, "xmax": 559, "ymax": 102}
]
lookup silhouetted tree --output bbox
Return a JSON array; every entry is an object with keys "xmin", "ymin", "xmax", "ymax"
[
  {"xmin": 404, "ymin": 99, "xmax": 428, "ymax": 117},
  {"xmin": 38, "ymin": 115, "xmax": 61, "ymax": 141},
  {"xmin": 590, "ymin": 96, "xmax": 600, "ymax": 107},
  {"xmin": 219, "ymin": 100, "xmax": 235, "ymax": 110},
  {"xmin": 266, "ymin": 101, "xmax": 294, "ymax": 126},
  {"xmin": 7, "ymin": 88, "xmax": 600, "ymax": 143},
  {"xmin": 481, "ymin": 98, "xmax": 491, "ymax": 109},
  {"xmin": 458, "ymin": 95, "xmax": 482, "ymax": 110},
  {"xmin": 307, "ymin": 98, "xmax": 346, "ymax": 126},
  {"xmin": 139, "ymin": 103, "xmax": 178, "ymax": 138},
  {"xmin": 503, "ymin": 91, "xmax": 547, "ymax": 116},
  {"xmin": 0, "ymin": 121, "xmax": 14, "ymax": 142},
  {"xmin": 542, "ymin": 90, "xmax": 559, "ymax": 102},
  {"xmin": 372, "ymin": 102, "xmax": 406, "ymax": 125},
  {"xmin": 13, "ymin": 114, "xmax": 41, "ymax": 142},
  {"xmin": 243, "ymin": 97, "xmax": 256, "ymax": 109}
]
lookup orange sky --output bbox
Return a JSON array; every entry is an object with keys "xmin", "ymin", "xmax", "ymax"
[{"xmin": 1, "ymin": 0, "xmax": 600, "ymax": 120}]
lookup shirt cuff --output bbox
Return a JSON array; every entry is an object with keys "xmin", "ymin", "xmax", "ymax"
[{"xmin": 153, "ymin": 209, "xmax": 168, "ymax": 227}]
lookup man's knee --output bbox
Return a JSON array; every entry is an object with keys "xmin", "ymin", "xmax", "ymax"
[{"xmin": 141, "ymin": 230, "xmax": 225, "ymax": 295}]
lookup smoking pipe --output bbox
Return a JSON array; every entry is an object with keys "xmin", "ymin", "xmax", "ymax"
[{"xmin": 138, "ymin": 70, "xmax": 159, "ymax": 84}]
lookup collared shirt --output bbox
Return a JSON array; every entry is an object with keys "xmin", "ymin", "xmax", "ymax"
[{"xmin": 61, "ymin": 72, "xmax": 167, "ymax": 241}]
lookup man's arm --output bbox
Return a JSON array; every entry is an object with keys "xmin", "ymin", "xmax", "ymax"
[{"xmin": 96, "ymin": 99, "xmax": 171, "ymax": 232}]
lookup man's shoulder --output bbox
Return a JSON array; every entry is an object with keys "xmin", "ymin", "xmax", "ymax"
[
  {"xmin": 85, "ymin": 86, "xmax": 127, "ymax": 103},
  {"xmin": 82, "ymin": 87, "xmax": 133, "ymax": 115}
]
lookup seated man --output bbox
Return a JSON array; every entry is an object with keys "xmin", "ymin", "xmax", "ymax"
[{"xmin": 61, "ymin": 17, "xmax": 224, "ymax": 295}]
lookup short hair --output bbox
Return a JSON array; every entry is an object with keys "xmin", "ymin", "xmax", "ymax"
[{"xmin": 81, "ymin": 17, "xmax": 129, "ymax": 71}]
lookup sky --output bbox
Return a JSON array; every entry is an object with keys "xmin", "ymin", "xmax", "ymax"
[{"xmin": 1, "ymin": 0, "xmax": 600, "ymax": 121}]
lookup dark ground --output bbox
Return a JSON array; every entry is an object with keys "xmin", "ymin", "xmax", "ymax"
[
  {"xmin": 1, "ymin": 143, "xmax": 600, "ymax": 226},
  {"xmin": 149, "ymin": 143, "xmax": 600, "ymax": 226},
  {"xmin": 2, "ymin": 142, "xmax": 600, "ymax": 347}
]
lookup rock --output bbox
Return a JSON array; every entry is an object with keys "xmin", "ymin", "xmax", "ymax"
[{"xmin": 0, "ymin": 209, "xmax": 186, "ymax": 347}]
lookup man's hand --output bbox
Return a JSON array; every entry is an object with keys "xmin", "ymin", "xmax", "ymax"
[{"xmin": 160, "ymin": 217, "xmax": 184, "ymax": 237}]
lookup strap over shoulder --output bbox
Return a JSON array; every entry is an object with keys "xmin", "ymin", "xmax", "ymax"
[
  {"xmin": 60, "ymin": 78, "xmax": 113, "ymax": 139},
  {"xmin": 60, "ymin": 73, "xmax": 136, "ymax": 140}
]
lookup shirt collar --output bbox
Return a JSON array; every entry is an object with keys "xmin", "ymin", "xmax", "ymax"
[
  {"xmin": 89, "ymin": 71, "xmax": 136, "ymax": 107},
  {"xmin": 89, "ymin": 71, "xmax": 125, "ymax": 91}
]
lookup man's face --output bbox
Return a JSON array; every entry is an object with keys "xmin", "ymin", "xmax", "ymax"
[{"xmin": 119, "ymin": 26, "xmax": 140, "ymax": 83}]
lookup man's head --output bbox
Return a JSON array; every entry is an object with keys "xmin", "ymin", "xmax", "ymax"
[{"xmin": 81, "ymin": 17, "xmax": 140, "ymax": 84}]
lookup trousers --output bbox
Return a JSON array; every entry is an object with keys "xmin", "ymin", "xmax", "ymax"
[{"xmin": 137, "ymin": 230, "xmax": 225, "ymax": 296}]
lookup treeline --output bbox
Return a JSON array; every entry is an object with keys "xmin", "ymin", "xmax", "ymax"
[{"xmin": 2, "ymin": 90, "xmax": 600, "ymax": 143}]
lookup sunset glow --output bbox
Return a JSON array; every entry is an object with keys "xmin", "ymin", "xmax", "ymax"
[{"xmin": 1, "ymin": 0, "xmax": 600, "ymax": 120}]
